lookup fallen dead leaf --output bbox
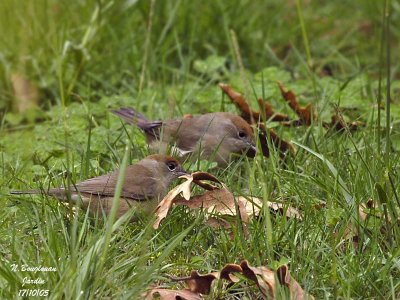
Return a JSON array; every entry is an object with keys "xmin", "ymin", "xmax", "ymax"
[
  {"xmin": 219, "ymin": 264, "xmax": 242, "ymax": 283},
  {"xmin": 219, "ymin": 82, "xmax": 290, "ymax": 123},
  {"xmin": 240, "ymin": 260, "xmax": 276, "ymax": 298},
  {"xmin": 277, "ymin": 81, "xmax": 316, "ymax": 126},
  {"xmin": 192, "ymin": 172, "xmax": 222, "ymax": 190},
  {"xmin": 277, "ymin": 265, "xmax": 315, "ymax": 300},
  {"xmin": 155, "ymin": 171, "xmax": 302, "ymax": 230},
  {"xmin": 175, "ymin": 188, "xmax": 250, "ymax": 237},
  {"xmin": 257, "ymin": 98, "xmax": 290, "ymax": 122},
  {"xmin": 153, "ymin": 174, "xmax": 193, "ymax": 229},
  {"xmin": 219, "ymin": 82, "xmax": 259, "ymax": 123},
  {"xmin": 148, "ymin": 261, "xmax": 314, "ymax": 299},
  {"xmin": 153, "ymin": 172, "xmax": 223, "ymax": 229},
  {"xmin": 169, "ymin": 271, "xmax": 219, "ymax": 295}
]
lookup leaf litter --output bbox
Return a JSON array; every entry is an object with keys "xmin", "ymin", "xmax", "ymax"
[
  {"xmin": 153, "ymin": 172, "xmax": 302, "ymax": 230},
  {"xmin": 145, "ymin": 260, "xmax": 314, "ymax": 299}
]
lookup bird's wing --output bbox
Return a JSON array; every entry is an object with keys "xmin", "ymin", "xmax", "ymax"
[
  {"xmin": 162, "ymin": 118, "xmax": 207, "ymax": 151},
  {"xmin": 76, "ymin": 165, "xmax": 157, "ymax": 201}
]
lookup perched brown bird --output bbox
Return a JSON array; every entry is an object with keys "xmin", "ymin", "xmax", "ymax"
[
  {"xmin": 11, "ymin": 155, "xmax": 187, "ymax": 220},
  {"xmin": 112, "ymin": 108, "xmax": 256, "ymax": 166}
]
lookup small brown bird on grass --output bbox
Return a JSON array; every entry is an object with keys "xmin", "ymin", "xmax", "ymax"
[
  {"xmin": 11, "ymin": 155, "xmax": 187, "ymax": 220},
  {"xmin": 112, "ymin": 108, "xmax": 256, "ymax": 166}
]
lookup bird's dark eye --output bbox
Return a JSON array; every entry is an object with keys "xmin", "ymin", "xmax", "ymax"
[
  {"xmin": 238, "ymin": 131, "xmax": 246, "ymax": 138},
  {"xmin": 167, "ymin": 162, "xmax": 177, "ymax": 171}
]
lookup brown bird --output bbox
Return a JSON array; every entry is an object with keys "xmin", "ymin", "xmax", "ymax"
[
  {"xmin": 112, "ymin": 108, "xmax": 256, "ymax": 166},
  {"xmin": 11, "ymin": 155, "xmax": 187, "ymax": 220}
]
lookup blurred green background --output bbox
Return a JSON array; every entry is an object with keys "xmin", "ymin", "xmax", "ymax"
[{"xmin": 1, "ymin": 0, "xmax": 398, "ymax": 112}]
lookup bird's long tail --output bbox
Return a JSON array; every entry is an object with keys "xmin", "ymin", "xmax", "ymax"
[
  {"xmin": 10, "ymin": 188, "xmax": 80, "ymax": 203},
  {"xmin": 10, "ymin": 189, "xmax": 41, "ymax": 195},
  {"xmin": 111, "ymin": 107, "xmax": 162, "ymax": 133},
  {"xmin": 111, "ymin": 107, "xmax": 150, "ymax": 128}
]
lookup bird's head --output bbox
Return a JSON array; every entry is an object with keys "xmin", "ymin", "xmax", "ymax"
[
  {"xmin": 146, "ymin": 154, "xmax": 188, "ymax": 179},
  {"xmin": 224, "ymin": 113, "xmax": 256, "ymax": 157}
]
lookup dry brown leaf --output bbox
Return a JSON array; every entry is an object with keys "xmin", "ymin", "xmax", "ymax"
[
  {"xmin": 268, "ymin": 201, "xmax": 303, "ymax": 220},
  {"xmin": 145, "ymin": 288, "xmax": 202, "ymax": 300},
  {"xmin": 11, "ymin": 73, "xmax": 39, "ymax": 113},
  {"xmin": 240, "ymin": 260, "xmax": 276, "ymax": 298},
  {"xmin": 155, "ymin": 171, "xmax": 301, "ymax": 230},
  {"xmin": 218, "ymin": 82, "xmax": 259, "ymax": 123},
  {"xmin": 237, "ymin": 196, "xmax": 302, "ymax": 220},
  {"xmin": 153, "ymin": 172, "xmax": 224, "ymax": 229},
  {"xmin": 278, "ymin": 81, "xmax": 316, "ymax": 125},
  {"xmin": 148, "ymin": 261, "xmax": 314, "ymax": 299},
  {"xmin": 235, "ymin": 196, "xmax": 262, "ymax": 216},
  {"xmin": 169, "ymin": 271, "xmax": 218, "ymax": 295},
  {"xmin": 257, "ymin": 98, "xmax": 290, "ymax": 122},
  {"xmin": 175, "ymin": 188, "xmax": 234, "ymax": 214},
  {"xmin": 153, "ymin": 174, "xmax": 193, "ymax": 229},
  {"xmin": 192, "ymin": 172, "xmax": 222, "ymax": 190},
  {"xmin": 219, "ymin": 264, "xmax": 242, "ymax": 283},
  {"xmin": 174, "ymin": 188, "xmax": 251, "ymax": 238},
  {"xmin": 277, "ymin": 265, "xmax": 315, "ymax": 300},
  {"xmin": 219, "ymin": 82, "xmax": 290, "ymax": 123}
]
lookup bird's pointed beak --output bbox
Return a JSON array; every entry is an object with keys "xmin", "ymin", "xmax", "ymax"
[
  {"xmin": 177, "ymin": 167, "xmax": 190, "ymax": 177},
  {"xmin": 246, "ymin": 142, "xmax": 257, "ymax": 158}
]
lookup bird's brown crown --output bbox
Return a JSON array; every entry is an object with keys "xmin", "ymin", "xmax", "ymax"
[
  {"xmin": 227, "ymin": 114, "xmax": 254, "ymax": 137},
  {"xmin": 146, "ymin": 154, "xmax": 180, "ymax": 165}
]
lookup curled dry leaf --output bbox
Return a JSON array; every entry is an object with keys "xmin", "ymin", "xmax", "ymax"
[
  {"xmin": 153, "ymin": 172, "xmax": 223, "ymax": 229},
  {"xmin": 148, "ymin": 261, "xmax": 314, "ymax": 300},
  {"xmin": 267, "ymin": 201, "xmax": 303, "ymax": 220},
  {"xmin": 192, "ymin": 172, "xmax": 222, "ymax": 190},
  {"xmin": 175, "ymin": 188, "xmax": 250, "ymax": 237},
  {"xmin": 240, "ymin": 260, "xmax": 276, "ymax": 298},
  {"xmin": 236, "ymin": 196, "xmax": 302, "ymax": 220},
  {"xmin": 219, "ymin": 82, "xmax": 290, "ymax": 123},
  {"xmin": 256, "ymin": 98, "xmax": 291, "ymax": 122},
  {"xmin": 155, "ymin": 171, "xmax": 302, "ymax": 230},
  {"xmin": 219, "ymin": 263, "xmax": 242, "ymax": 283},
  {"xmin": 153, "ymin": 174, "xmax": 193, "ymax": 229},
  {"xmin": 277, "ymin": 265, "xmax": 315, "ymax": 300},
  {"xmin": 169, "ymin": 271, "xmax": 219, "ymax": 295},
  {"xmin": 219, "ymin": 82, "xmax": 259, "ymax": 123},
  {"xmin": 277, "ymin": 81, "xmax": 316, "ymax": 126}
]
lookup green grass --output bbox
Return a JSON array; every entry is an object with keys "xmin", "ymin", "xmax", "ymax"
[{"xmin": 1, "ymin": 0, "xmax": 400, "ymax": 299}]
